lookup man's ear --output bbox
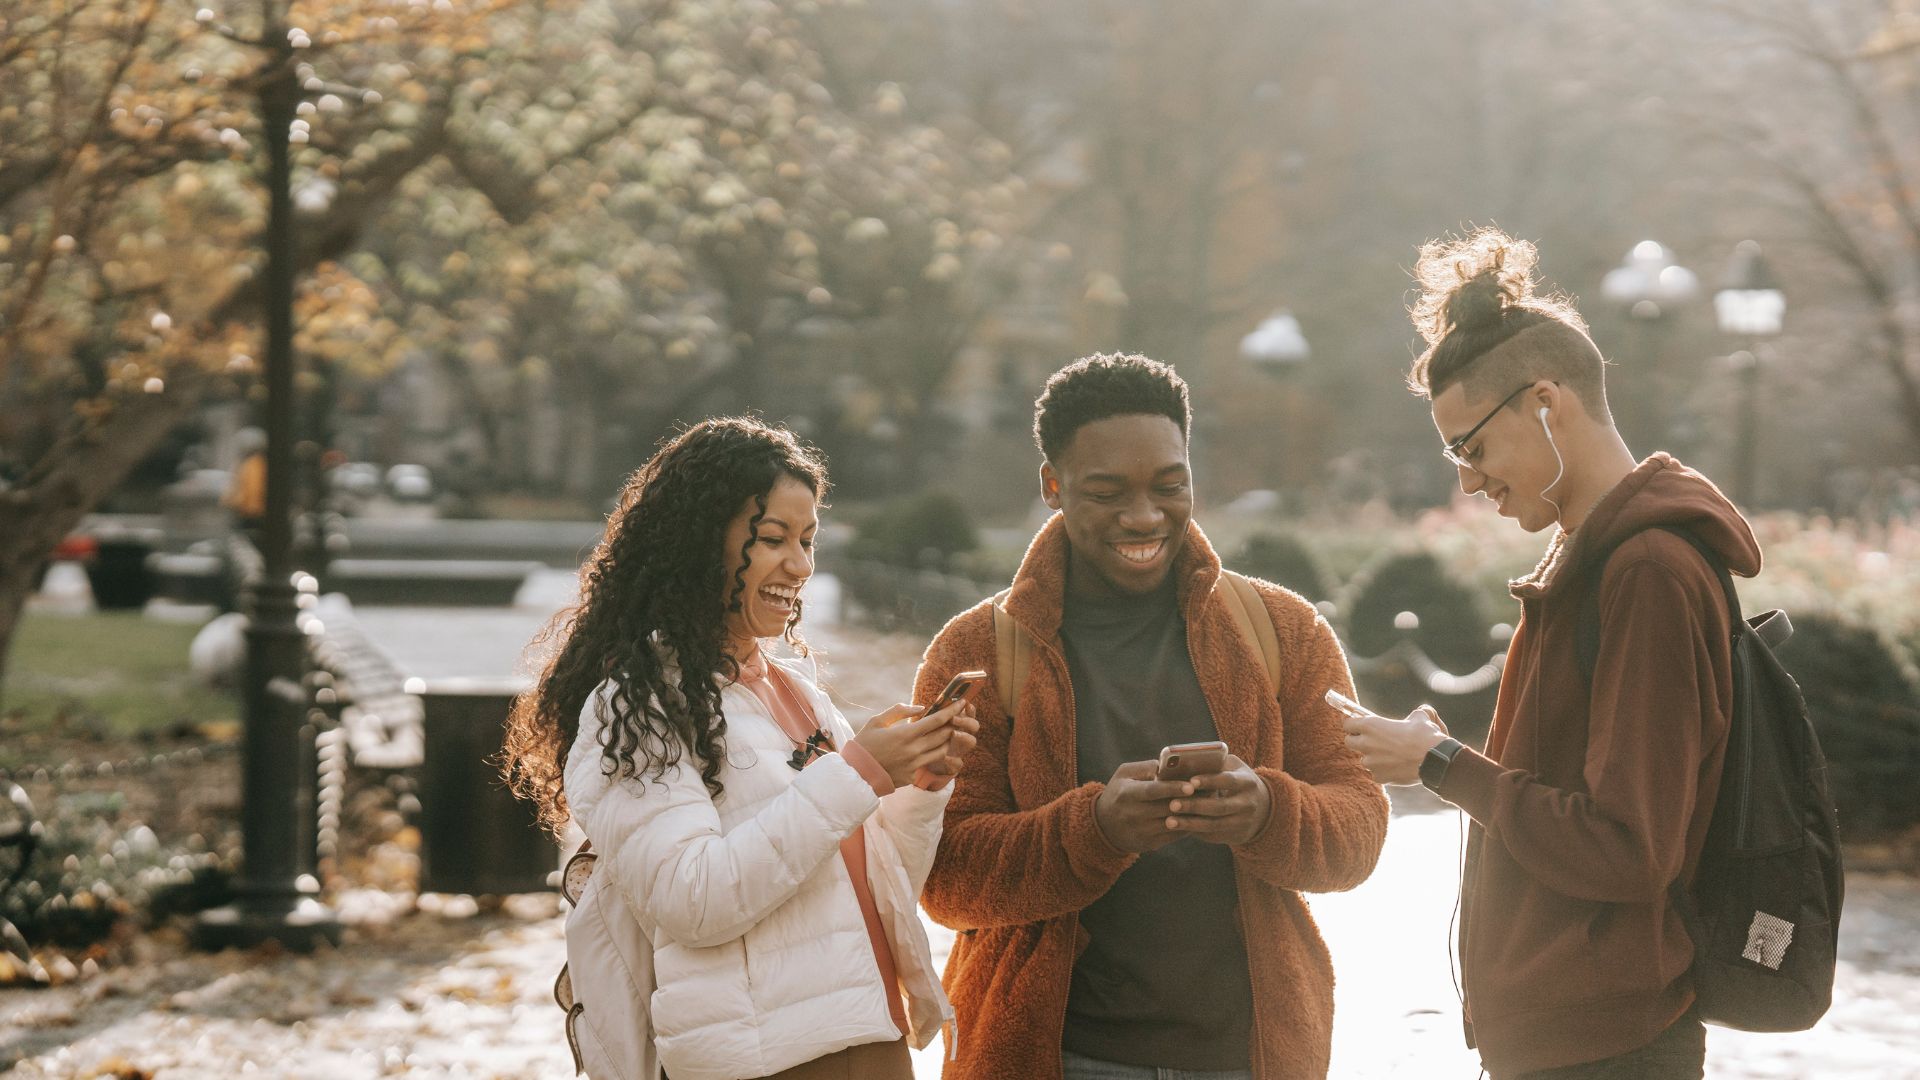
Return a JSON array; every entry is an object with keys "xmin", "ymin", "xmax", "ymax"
[
  {"xmin": 1530, "ymin": 379, "xmax": 1563, "ymax": 425},
  {"xmin": 1040, "ymin": 461, "xmax": 1063, "ymax": 510}
]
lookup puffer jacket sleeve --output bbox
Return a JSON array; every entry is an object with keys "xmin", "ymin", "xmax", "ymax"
[
  {"xmin": 1235, "ymin": 597, "xmax": 1389, "ymax": 893},
  {"xmin": 873, "ymin": 786, "xmax": 951, "ymax": 895},
  {"xmin": 570, "ymin": 689, "xmax": 881, "ymax": 950},
  {"xmin": 798, "ymin": 662, "xmax": 953, "ymax": 896}
]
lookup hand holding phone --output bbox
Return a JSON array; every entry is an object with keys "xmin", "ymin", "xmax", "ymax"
[
  {"xmin": 853, "ymin": 704, "xmax": 960, "ymax": 788},
  {"xmin": 1156, "ymin": 742, "xmax": 1272, "ymax": 845},
  {"xmin": 902, "ymin": 671, "xmax": 986, "ymax": 790}
]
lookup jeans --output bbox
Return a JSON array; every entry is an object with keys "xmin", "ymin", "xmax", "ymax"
[
  {"xmin": 1060, "ymin": 1049, "xmax": 1255, "ymax": 1080},
  {"xmin": 1497, "ymin": 1013, "xmax": 1707, "ymax": 1080}
]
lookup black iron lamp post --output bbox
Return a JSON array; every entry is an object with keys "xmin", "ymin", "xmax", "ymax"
[
  {"xmin": 1600, "ymin": 241, "xmax": 1699, "ymax": 445},
  {"xmin": 1235, "ymin": 309, "xmax": 1312, "ymax": 494},
  {"xmin": 192, "ymin": 2, "xmax": 343, "ymax": 951},
  {"xmin": 1713, "ymin": 241, "xmax": 1786, "ymax": 509}
]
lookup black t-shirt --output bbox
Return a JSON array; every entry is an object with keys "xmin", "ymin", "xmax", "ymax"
[{"xmin": 1057, "ymin": 573, "xmax": 1254, "ymax": 1070}]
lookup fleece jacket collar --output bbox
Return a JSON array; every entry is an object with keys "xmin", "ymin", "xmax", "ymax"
[{"xmin": 1000, "ymin": 513, "xmax": 1225, "ymax": 647}]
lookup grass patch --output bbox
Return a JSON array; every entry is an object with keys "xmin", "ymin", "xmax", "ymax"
[{"xmin": 2, "ymin": 611, "xmax": 237, "ymax": 749}]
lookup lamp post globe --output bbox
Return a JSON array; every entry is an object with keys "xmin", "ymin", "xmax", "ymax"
[
  {"xmin": 1239, "ymin": 309, "xmax": 1311, "ymax": 378},
  {"xmin": 1602, "ymin": 240, "xmax": 1699, "ymax": 321}
]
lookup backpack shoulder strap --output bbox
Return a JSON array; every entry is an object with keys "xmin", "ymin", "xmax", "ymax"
[
  {"xmin": 991, "ymin": 588, "xmax": 1032, "ymax": 721},
  {"xmin": 1219, "ymin": 570, "xmax": 1282, "ymax": 695},
  {"xmin": 1577, "ymin": 524, "xmax": 1739, "ymax": 685}
]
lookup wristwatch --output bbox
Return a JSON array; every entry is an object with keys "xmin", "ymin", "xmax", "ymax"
[{"xmin": 1419, "ymin": 737, "xmax": 1466, "ymax": 792}]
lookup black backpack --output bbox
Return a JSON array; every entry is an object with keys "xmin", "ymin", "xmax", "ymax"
[{"xmin": 1577, "ymin": 525, "xmax": 1843, "ymax": 1032}]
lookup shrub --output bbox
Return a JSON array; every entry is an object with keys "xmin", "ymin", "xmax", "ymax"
[
  {"xmin": 1230, "ymin": 532, "xmax": 1330, "ymax": 602},
  {"xmin": 1774, "ymin": 614, "xmax": 1920, "ymax": 839},
  {"xmin": 0, "ymin": 791, "xmax": 235, "ymax": 950},
  {"xmin": 1345, "ymin": 551, "xmax": 1493, "ymax": 672},
  {"xmin": 846, "ymin": 491, "xmax": 981, "ymax": 570},
  {"xmin": 1342, "ymin": 551, "xmax": 1502, "ymax": 745}
]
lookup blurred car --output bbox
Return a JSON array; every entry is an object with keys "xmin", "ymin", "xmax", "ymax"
[
  {"xmin": 385, "ymin": 463, "xmax": 435, "ymax": 503},
  {"xmin": 329, "ymin": 461, "xmax": 383, "ymax": 500}
]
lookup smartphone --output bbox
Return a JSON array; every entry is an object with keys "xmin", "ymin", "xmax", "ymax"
[
  {"xmin": 1324, "ymin": 689, "xmax": 1376, "ymax": 720},
  {"xmin": 1157, "ymin": 740, "xmax": 1229, "ymax": 782},
  {"xmin": 923, "ymin": 670, "xmax": 989, "ymax": 718}
]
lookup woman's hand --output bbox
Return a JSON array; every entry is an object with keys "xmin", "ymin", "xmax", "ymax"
[
  {"xmin": 854, "ymin": 699, "xmax": 969, "ymax": 789},
  {"xmin": 914, "ymin": 702, "xmax": 979, "ymax": 789}
]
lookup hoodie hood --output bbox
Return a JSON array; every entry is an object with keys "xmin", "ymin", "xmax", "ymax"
[{"xmin": 1512, "ymin": 452, "xmax": 1761, "ymax": 601}]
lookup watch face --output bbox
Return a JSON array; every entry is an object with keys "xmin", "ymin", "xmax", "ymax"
[{"xmin": 1420, "ymin": 740, "xmax": 1458, "ymax": 789}]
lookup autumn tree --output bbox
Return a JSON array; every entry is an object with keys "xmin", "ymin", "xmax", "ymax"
[
  {"xmin": 0, "ymin": 0, "xmax": 520, "ymax": 693},
  {"xmin": 336, "ymin": 0, "xmax": 1022, "ymax": 496},
  {"xmin": 1665, "ymin": 0, "xmax": 1920, "ymax": 462}
]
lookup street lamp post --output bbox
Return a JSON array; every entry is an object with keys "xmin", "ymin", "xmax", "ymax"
[
  {"xmin": 1237, "ymin": 310, "xmax": 1312, "ymax": 492},
  {"xmin": 1713, "ymin": 241, "xmax": 1785, "ymax": 509},
  {"xmin": 1599, "ymin": 241, "xmax": 1698, "ymax": 446},
  {"xmin": 192, "ymin": 3, "xmax": 341, "ymax": 952}
]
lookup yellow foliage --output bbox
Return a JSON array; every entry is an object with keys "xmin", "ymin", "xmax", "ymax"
[{"xmin": 1, "ymin": 0, "xmax": 528, "ymax": 411}]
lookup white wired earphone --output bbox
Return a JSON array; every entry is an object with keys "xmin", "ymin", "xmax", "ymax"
[{"xmin": 1538, "ymin": 405, "xmax": 1565, "ymax": 517}]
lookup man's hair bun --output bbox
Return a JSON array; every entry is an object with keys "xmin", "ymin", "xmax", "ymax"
[
  {"xmin": 1411, "ymin": 228, "xmax": 1541, "ymax": 345},
  {"xmin": 1404, "ymin": 226, "xmax": 1596, "ymax": 404}
]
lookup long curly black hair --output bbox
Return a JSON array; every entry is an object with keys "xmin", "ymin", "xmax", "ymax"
[{"xmin": 503, "ymin": 417, "xmax": 829, "ymax": 836}]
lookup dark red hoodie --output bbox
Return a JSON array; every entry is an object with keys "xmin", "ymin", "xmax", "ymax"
[{"xmin": 1434, "ymin": 453, "xmax": 1762, "ymax": 1074}]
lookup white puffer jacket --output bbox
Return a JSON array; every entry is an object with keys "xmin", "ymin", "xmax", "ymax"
[{"xmin": 561, "ymin": 652, "xmax": 954, "ymax": 1080}]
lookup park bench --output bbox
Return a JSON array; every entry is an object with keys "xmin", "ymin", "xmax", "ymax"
[
  {"xmin": 307, "ymin": 604, "xmax": 551, "ymax": 895},
  {"xmin": 320, "ymin": 558, "xmax": 541, "ymax": 606}
]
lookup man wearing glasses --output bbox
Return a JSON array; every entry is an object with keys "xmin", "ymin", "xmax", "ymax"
[{"xmin": 1339, "ymin": 230, "xmax": 1761, "ymax": 1080}]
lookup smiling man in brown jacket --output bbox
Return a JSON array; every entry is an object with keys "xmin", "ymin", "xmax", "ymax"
[
  {"xmin": 915, "ymin": 353, "xmax": 1389, "ymax": 1080},
  {"xmin": 1341, "ymin": 231, "xmax": 1759, "ymax": 1079}
]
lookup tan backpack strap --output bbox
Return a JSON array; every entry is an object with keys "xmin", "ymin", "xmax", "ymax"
[
  {"xmin": 991, "ymin": 589, "xmax": 1030, "ymax": 721},
  {"xmin": 560, "ymin": 838, "xmax": 596, "ymax": 906},
  {"xmin": 1220, "ymin": 570, "xmax": 1281, "ymax": 696},
  {"xmin": 556, "ymin": 836, "xmax": 594, "ymax": 1075}
]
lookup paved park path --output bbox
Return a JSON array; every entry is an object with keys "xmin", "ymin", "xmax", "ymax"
[{"xmin": 4, "ymin": 574, "xmax": 1917, "ymax": 1078}]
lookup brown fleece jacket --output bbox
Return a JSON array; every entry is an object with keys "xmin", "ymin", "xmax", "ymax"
[
  {"xmin": 1435, "ymin": 454, "xmax": 1761, "ymax": 1075},
  {"xmin": 916, "ymin": 516, "xmax": 1389, "ymax": 1080}
]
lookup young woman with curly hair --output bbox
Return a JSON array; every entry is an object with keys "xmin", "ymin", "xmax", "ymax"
[{"xmin": 504, "ymin": 417, "xmax": 978, "ymax": 1080}]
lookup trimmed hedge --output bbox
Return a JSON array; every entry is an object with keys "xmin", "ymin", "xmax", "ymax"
[
  {"xmin": 1341, "ymin": 551, "xmax": 1501, "ymax": 745},
  {"xmin": 1346, "ymin": 551, "xmax": 1493, "ymax": 673},
  {"xmin": 1774, "ymin": 614, "xmax": 1920, "ymax": 839},
  {"xmin": 847, "ymin": 491, "xmax": 981, "ymax": 570},
  {"xmin": 1230, "ymin": 532, "xmax": 1331, "ymax": 602}
]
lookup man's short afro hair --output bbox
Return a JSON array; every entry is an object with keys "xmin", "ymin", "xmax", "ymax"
[{"xmin": 1033, "ymin": 352, "xmax": 1191, "ymax": 463}]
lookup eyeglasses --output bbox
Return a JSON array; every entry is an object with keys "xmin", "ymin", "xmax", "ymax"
[{"xmin": 1441, "ymin": 384, "xmax": 1533, "ymax": 471}]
